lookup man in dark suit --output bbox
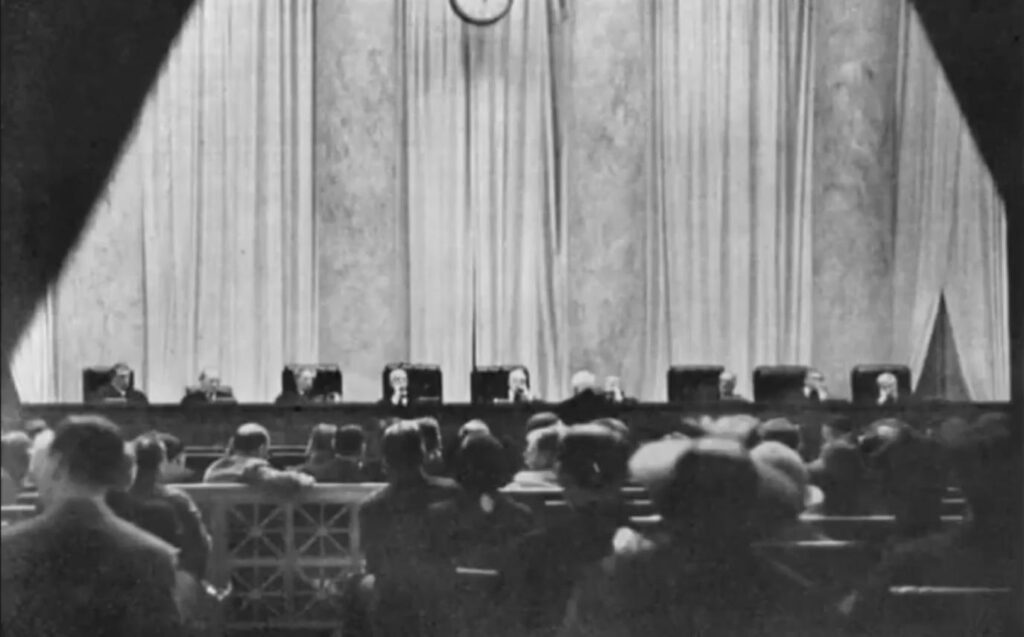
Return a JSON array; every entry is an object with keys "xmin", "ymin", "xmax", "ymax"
[
  {"xmin": 274, "ymin": 366, "xmax": 318, "ymax": 406},
  {"xmin": 180, "ymin": 368, "xmax": 235, "ymax": 405},
  {"xmin": 1, "ymin": 415, "xmax": 182, "ymax": 637},
  {"xmin": 359, "ymin": 421, "xmax": 460, "ymax": 637},
  {"xmin": 557, "ymin": 371, "xmax": 614, "ymax": 425},
  {"xmin": 92, "ymin": 362, "xmax": 149, "ymax": 404},
  {"xmin": 796, "ymin": 368, "xmax": 829, "ymax": 404}
]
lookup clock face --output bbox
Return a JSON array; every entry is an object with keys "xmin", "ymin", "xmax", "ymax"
[{"xmin": 449, "ymin": 0, "xmax": 515, "ymax": 26}]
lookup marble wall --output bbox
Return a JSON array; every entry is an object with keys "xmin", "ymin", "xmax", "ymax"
[
  {"xmin": 565, "ymin": 0, "xmax": 649, "ymax": 393},
  {"xmin": 309, "ymin": 0, "xmax": 906, "ymax": 400},
  {"xmin": 314, "ymin": 0, "xmax": 406, "ymax": 401},
  {"xmin": 811, "ymin": 0, "xmax": 900, "ymax": 396}
]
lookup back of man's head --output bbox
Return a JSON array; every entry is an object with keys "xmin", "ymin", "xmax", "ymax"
[
  {"xmin": 557, "ymin": 424, "xmax": 631, "ymax": 492},
  {"xmin": 417, "ymin": 417, "xmax": 442, "ymax": 454},
  {"xmin": 335, "ymin": 425, "xmax": 366, "ymax": 457},
  {"xmin": 132, "ymin": 433, "xmax": 167, "ymax": 480},
  {"xmin": 631, "ymin": 437, "xmax": 760, "ymax": 543},
  {"xmin": 382, "ymin": 421, "xmax": 425, "ymax": 475},
  {"xmin": 48, "ymin": 415, "xmax": 133, "ymax": 491},
  {"xmin": 307, "ymin": 423, "xmax": 337, "ymax": 454},
  {"xmin": 231, "ymin": 423, "xmax": 271, "ymax": 456},
  {"xmin": 158, "ymin": 432, "xmax": 185, "ymax": 463},
  {"xmin": 525, "ymin": 412, "xmax": 561, "ymax": 437},
  {"xmin": 757, "ymin": 418, "xmax": 802, "ymax": 452},
  {"xmin": 1, "ymin": 431, "xmax": 32, "ymax": 477}
]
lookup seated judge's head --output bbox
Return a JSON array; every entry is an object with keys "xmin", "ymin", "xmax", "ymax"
[
  {"xmin": 604, "ymin": 375, "xmax": 622, "ymax": 393},
  {"xmin": 804, "ymin": 369, "xmax": 826, "ymax": 393},
  {"xmin": 111, "ymin": 362, "xmax": 133, "ymax": 392},
  {"xmin": 718, "ymin": 371, "xmax": 737, "ymax": 397},
  {"xmin": 230, "ymin": 423, "xmax": 272, "ymax": 459},
  {"xmin": 389, "ymin": 368, "xmax": 409, "ymax": 391},
  {"xmin": 295, "ymin": 367, "xmax": 317, "ymax": 395},
  {"xmin": 508, "ymin": 367, "xmax": 529, "ymax": 392},
  {"xmin": 571, "ymin": 370, "xmax": 597, "ymax": 395},
  {"xmin": 35, "ymin": 415, "xmax": 134, "ymax": 506},
  {"xmin": 199, "ymin": 368, "xmax": 222, "ymax": 392},
  {"xmin": 876, "ymin": 372, "xmax": 897, "ymax": 394}
]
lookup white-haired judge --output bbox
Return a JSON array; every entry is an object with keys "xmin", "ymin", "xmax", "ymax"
[
  {"xmin": 876, "ymin": 372, "xmax": 900, "ymax": 406},
  {"xmin": 507, "ymin": 367, "xmax": 537, "ymax": 403},
  {"xmin": 383, "ymin": 368, "xmax": 409, "ymax": 407},
  {"xmin": 571, "ymin": 370, "xmax": 597, "ymax": 395}
]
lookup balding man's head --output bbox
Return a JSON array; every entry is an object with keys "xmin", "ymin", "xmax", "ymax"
[
  {"xmin": 199, "ymin": 368, "xmax": 222, "ymax": 392},
  {"xmin": 231, "ymin": 423, "xmax": 271, "ymax": 457},
  {"xmin": 571, "ymin": 370, "xmax": 596, "ymax": 395}
]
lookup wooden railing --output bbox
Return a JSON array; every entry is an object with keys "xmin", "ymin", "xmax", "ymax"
[{"xmin": 0, "ymin": 484, "xmax": 973, "ymax": 634}]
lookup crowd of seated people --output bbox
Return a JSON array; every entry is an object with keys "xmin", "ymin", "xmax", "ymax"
[{"xmin": 0, "ymin": 405, "xmax": 1019, "ymax": 636}]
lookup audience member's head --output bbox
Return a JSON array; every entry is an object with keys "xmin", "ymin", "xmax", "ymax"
[
  {"xmin": 199, "ymin": 368, "xmax": 221, "ymax": 392},
  {"xmin": 630, "ymin": 436, "xmax": 760, "ymax": 545},
  {"xmin": 570, "ymin": 370, "xmax": 597, "ymax": 395},
  {"xmin": 306, "ymin": 423, "xmax": 338, "ymax": 457},
  {"xmin": 36, "ymin": 415, "xmax": 134, "ymax": 505},
  {"xmin": 334, "ymin": 425, "xmax": 366, "ymax": 458},
  {"xmin": 230, "ymin": 423, "xmax": 272, "ymax": 459},
  {"xmin": 523, "ymin": 425, "xmax": 562, "ymax": 471},
  {"xmin": 155, "ymin": 432, "xmax": 188, "ymax": 482},
  {"xmin": 417, "ymin": 417, "xmax": 442, "ymax": 457},
  {"xmin": 458, "ymin": 419, "xmax": 491, "ymax": 440},
  {"xmin": 28, "ymin": 427, "xmax": 57, "ymax": 487},
  {"xmin": 1, "ymin": 431, "xmax": 32, "ymax": 483},
  {"xmin": 592, "ymin": 417, "xmax": 632, "ymax": 448},
  {"xmin": 704, "ymin": 414, "xmax": 761, "ymax": 448},
  {"xmin": 750, "ymin": 441, "xmax": 821, "ymax": 526},
  {"xmin": 556, "ymin": 424, "xmax": 631, "ymax": 508},
  {"xmin": 940, "ymin": 413, "xmax": 1020, "ymax": 538},
  {"xmin": 718, "ymin": 371, "xmax": 737, "ymax": 397},
  {"xmin": 455, "ymin": 433, "xmax": 509, "ymax": 496},
  {"xmin": 23, "ymin": 419, "xmax": 49, "ymax": 440},
  {"xmin": 859, "ymin": 417, "xmax": 910, "ymax": 457},
  {"xmin": 822, "ymin": 416, "xmax": 857, "ymax": 443},
  {"xmin": 130, "ymin": 433, "xmax": 167, "ymax": 487},
  {"xmin": 111, "ymin": 362, "xmax": 133, "ymax": 392},
  {"xmin": 381, "ymin": 421, "xmax": 425, "ymax": 478},
  {"xmin": 757, "ymin": 418, "xmax": 802, "ymax": 453},
  {"xmin": 295, "ymin": 367, "xmax": 317, "ymax": 395},
  {"xmin": 525, "ymin": 411, "xmax": 561, "ymax": 437}
]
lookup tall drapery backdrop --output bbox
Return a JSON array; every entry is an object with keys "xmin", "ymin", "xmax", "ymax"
[
  {"xmin": 10, "ymin": 0, "xmax": 1010, "ymax": 403},
  {"xmin": 11, "ymin": 0, "xmax": 316, "ymax": 403},
  {"xmin": 892, "ymin": 3, "xmax": 1010, "ymax": 400}
]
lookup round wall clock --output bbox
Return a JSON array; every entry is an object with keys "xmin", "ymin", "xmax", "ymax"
[{"xmin": 449, "ymin": 0, "xmax": 514, "ymax": 26}]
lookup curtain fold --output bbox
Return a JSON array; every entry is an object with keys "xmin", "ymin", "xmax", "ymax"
[
  {"xmin": 641, "ymin": 0, "xmax": 814, "ymax": 400},
  {"xmin": 400, "ymin": 0, "xmax": 568, "ymax": 402},
  {"xmin": 893, "ymin": 3, "xmax": 1009, "ymax": 399},
  {"xmin": 10, "ymin": 0, "xmax": 316, "ymax": 403}
]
